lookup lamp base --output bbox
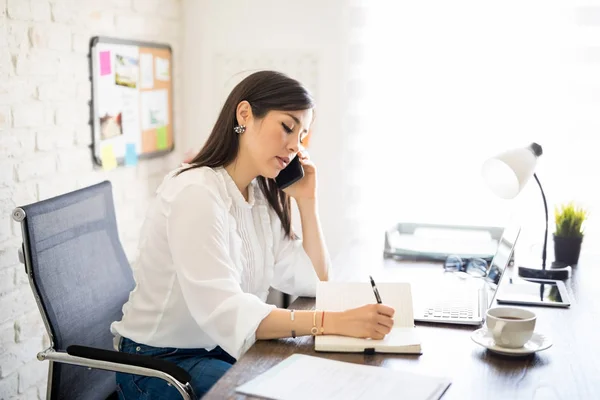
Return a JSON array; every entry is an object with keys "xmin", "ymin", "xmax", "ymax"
[{"xmin": 518, "ymin": 265, "xmax": 571, "ymax": 280}]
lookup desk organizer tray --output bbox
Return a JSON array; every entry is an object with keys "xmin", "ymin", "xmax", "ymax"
[{"xmin": 383, "ymin": 222, "xmax": 507, "ymax": 262}]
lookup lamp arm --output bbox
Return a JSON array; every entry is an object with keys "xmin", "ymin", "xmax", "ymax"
[{"xmin": 533, "ymin": 173, "xmax": 548, "ymax": 270}]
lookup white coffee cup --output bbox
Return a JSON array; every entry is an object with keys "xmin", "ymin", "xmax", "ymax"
[{"xmin": 486, "ymin": 307, "xmax": 536, "ymax": 348}]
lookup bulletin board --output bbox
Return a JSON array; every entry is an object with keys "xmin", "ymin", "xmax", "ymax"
[{"xmin": 89, "ymin": 36, "xmax": 174, "ymax": 168}]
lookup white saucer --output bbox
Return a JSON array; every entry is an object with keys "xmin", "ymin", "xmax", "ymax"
[{"xmin": 471, "ymin": 328, "xmax": 552, "ymax": 356}]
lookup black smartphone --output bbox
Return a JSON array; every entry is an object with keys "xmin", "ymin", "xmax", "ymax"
[{"xmin": 275, "ymin": 156, "xmax": 304, "ymax": 189}]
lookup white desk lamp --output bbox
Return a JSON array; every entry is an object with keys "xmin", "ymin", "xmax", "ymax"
[{"xmin": 482, "ymin": 142, "xmax": 570, "ymax": 280}]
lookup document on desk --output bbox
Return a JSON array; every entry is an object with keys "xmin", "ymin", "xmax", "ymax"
[
  {"xmin": 235, "ymin": 354, "xmax": 451, "ymax": 400},
  {"xmin": 315, "ymin": 281, "xmax": 421, "ymax": 354}
]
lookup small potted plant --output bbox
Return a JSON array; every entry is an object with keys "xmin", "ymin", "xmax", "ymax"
[{"xmin": 553, "ymin": 202, "xmax": 588, "ymax": 266}]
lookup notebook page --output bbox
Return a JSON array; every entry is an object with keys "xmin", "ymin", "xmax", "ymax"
[
  {"xmin": 236, "ymin": 354, "xmax": 451, "ymax": 400},
  {"xmin": 316, "ymin": 282, "xmax": 415, "ymax": 327},
  {"xmin": 315, "ymin": 327, "xmax": 420, "ymax": 351}
]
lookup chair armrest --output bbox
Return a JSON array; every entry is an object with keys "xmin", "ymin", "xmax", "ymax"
[{"xmin": 67, "ymin": 345, "xmax": 191, "ymax": 384}]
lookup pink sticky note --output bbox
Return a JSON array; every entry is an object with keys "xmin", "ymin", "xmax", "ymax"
[{"xmin": 100, "ymin": 51, "xmax": 111, "ymax": 76}]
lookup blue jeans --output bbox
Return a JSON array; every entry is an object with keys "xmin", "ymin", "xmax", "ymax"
[{"xmin": 116, "ymin": 337, "xmax": 236, "ymax": 399}]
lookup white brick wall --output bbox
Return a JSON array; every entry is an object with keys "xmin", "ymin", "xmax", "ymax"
[{"xmin": 0, "ymin": 0, "xmax": 184, "ymax": 398}]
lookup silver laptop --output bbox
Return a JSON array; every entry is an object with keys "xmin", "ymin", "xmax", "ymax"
[{"xmin": 413, "ymin": 224, "xmax": 521, "ymax": 326}]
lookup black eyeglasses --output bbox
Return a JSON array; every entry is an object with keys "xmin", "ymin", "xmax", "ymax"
[{"xmin": 443, "ymin": 255, "xmax": 488, "ymax": 277}]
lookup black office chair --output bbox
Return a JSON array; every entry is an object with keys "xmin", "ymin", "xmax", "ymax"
[{"xmin": 12, "ymin": 181, "xmax": 196, "ymax": 400}]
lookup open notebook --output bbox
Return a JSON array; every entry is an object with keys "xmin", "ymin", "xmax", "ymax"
[{"xmin": 315, "ymin": 281, "xmax": 421, "ymax": 354}]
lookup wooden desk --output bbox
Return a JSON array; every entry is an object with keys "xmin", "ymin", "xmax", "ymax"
[{"xmin": 206, "ymin": 241, "xmax": 600, "ymax": 399}]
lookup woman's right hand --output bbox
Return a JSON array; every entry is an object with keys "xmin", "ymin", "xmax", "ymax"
[{"xmin": 330, "ymin": 304, "xmax": 395, "ymax": 340}]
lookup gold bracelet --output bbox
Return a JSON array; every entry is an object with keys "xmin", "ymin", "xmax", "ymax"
[
  {"xmin": 320, "ymin": 311, "xmax": 325, "ymax": 334},
  {"xmin": 311, "ymin": 310, "xmax": 319, "ymax": 335}
]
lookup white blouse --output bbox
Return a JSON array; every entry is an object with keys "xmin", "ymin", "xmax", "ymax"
[{"xmin": 110, "ymin": 165, "xmax": 319, "ymax": 359}]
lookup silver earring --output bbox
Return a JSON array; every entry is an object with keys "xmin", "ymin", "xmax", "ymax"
[{"xmin": 234, "ymin": 125, "xmax": 246, "ymax": 134}]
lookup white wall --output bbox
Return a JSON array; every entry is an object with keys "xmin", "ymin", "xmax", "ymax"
[
  {"xmin": 1, "ymin": 0, "xmax": 356, "ymax": 396},
  {"xmin": 182, "ymin": 0, "xmax": 355, "ymax": 260},
  {"xmin": 346, "ymin": 1, "xmax": 600, "ymax": 259},
  {"xmin": 0, "ymin": 0, "xmax": 183, "ymax": 398}
]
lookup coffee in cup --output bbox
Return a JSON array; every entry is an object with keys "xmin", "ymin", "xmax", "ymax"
[{"xmin": 486, "ymin": 307, "xmax": 536, "ymax": 348}]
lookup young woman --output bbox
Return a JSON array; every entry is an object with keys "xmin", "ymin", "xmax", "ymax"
[{"xmin": 111, "ymin": 71, "xmax": 395, "ymax": 399}]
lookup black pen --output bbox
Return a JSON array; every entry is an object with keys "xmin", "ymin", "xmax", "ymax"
[{"xmin": 369, "ymin": 275, "xmax": 382, "ymax": 304}]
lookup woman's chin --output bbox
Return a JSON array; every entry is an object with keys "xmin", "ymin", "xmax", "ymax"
[{"xmin": 261, "ymin": 167, "xmax": 280, "ymax": 180}]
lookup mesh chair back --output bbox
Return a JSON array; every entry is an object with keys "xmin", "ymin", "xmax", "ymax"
[{"xmin": 20, "ymin": 181, "xmax": 135, "ymax": 400}]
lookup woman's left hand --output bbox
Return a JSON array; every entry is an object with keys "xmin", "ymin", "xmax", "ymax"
[{"xmin": 282, "ymin": 150, "xmax": 317, "ymax": 201}]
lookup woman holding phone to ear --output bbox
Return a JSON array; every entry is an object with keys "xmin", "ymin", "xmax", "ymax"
[{"xmin": 111, "ymin": 71, "xmax": 395, "ymax": 399}]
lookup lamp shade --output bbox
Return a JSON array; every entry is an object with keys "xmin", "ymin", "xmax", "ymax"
[{"xmin": 482, "ymin": 143, "xmax": 542, "ymax": 199}]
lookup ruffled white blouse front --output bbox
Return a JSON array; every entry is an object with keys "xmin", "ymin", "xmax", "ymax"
[{"xmin": 111, "ymin": 166, "xmax": 318, "ymax": 359}]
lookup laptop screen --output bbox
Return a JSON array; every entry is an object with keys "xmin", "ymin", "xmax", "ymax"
[{"xmin": 483, "ymin": 224, "xmax": 521, "ymax": 305}]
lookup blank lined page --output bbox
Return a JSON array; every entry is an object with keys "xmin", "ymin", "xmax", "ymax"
[
  {"xmin": 235, "ymin": 354, "xmax": 451, "ymax": 400},
  {"xmin": 316, "ymin": 282, "xmax": 415, "ymax": 327}
]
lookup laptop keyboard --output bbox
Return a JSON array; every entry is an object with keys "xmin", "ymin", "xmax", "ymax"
[
  {"xmin": 423, "ymin": 305, "xmax": 474, "ymax": 319},
  {"xmin": 421, "ymin": 291, "xmax": 478, "ymax": 320}
]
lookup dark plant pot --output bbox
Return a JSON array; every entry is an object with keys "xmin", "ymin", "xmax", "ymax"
[{"xmin": 553, "ymin": 234, "xmax": 583, "ymax": 266}]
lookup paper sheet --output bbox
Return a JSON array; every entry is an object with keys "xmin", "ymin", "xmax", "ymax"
[
  {"xmin": 236, "ymin": 354, "xmax": 451, "ymax": 400},
  {"xmin": 140, "ymin": 53, "xmax": 154, "ymax": 89},
  {"xmin": 140, "ymin": 89, "xmax": 169, "ymax": 130},
  {"xmin": 155, "ymin": 56, "xmax": 169, "ymax": 81},
  {"xmin": 120, "ymin": 89, "xmax": 141, "ymax": 151}
]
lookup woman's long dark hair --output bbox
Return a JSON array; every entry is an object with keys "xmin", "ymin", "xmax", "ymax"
[{"xmin": 180, "ymin": 70, "xmax": 314, "ymax": 238}]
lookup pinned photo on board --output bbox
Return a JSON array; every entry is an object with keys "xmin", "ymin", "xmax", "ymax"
[
  {"xmin": 141, "ymin": 89, "xmax": 169, "ymax": 130},
  {"xmin": 115, "ymin": 54, "xmax": 139, "ymax": 88},
  {"xmin": 99, "ymin": 112, "xmax": 123, "ymax": 140},
  {"xmin": 155, "ymin": 57, "xmax": 170, "ymax": 81}
]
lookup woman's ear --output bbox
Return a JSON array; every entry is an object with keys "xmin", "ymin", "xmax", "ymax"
[{"xmin": 236, "ymin": 100, "xmax": 252, "ymax": 126}]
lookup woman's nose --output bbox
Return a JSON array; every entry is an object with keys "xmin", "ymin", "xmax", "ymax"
[{"xmin": 287, "ymin": 133, "xmax": 301, "ymax": 153}]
